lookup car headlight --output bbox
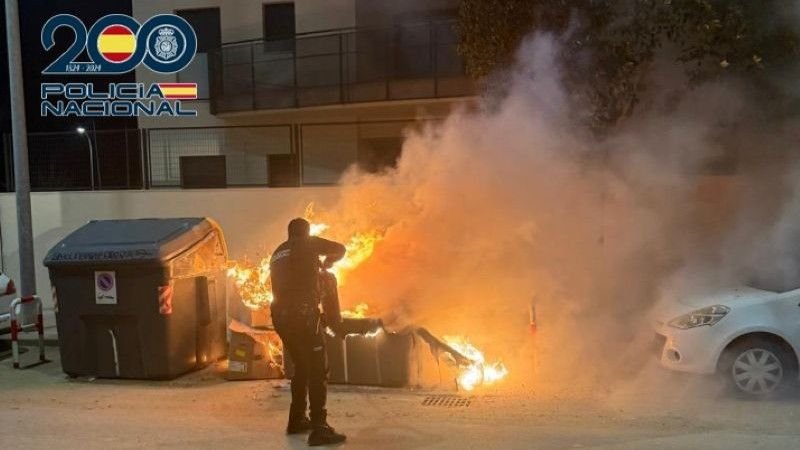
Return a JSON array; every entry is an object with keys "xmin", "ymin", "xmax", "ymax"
[{"xmin": 668, "ymin": 305, "xmax": 730, "ymax": 329}]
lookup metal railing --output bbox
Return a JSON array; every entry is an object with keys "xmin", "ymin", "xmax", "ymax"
[
  {"xmin": 146, "ymin": 125, "xmax": 293, "ymax": 188},
  {"xmin": 1, "ymin": 129, "xmax": 145, "ymax": 191},
  {"xmin": 209, "ymin": 20, "xmax": 473, "ymax": 114},
  {"xmin": 0, "ymin": 119, "xmax": 438, "ymax": 191}
]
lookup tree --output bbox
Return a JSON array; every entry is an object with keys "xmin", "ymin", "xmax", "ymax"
[{"xmin": 457, "ymin": 0, "xmax": 800, "ymax": 129}]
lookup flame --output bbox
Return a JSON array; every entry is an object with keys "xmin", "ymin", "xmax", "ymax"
[
  {"xmin": 443, "ymin": 335, "xmax": 509, "ymax": 391},
  {"xmin": 328, "ymin": 232, "xmax": 382, "ymax": 285},
  {"xmin": 339, "ymin": 303, "xmax": 382, "ymax": 337},
  {"xmin": 306, "ymin": 203, "xmax": 382, "ymax": 286},
  {"xmin": 267, "ymin": 341, "xmax": 283, "ymax": 368},
  {"xmin": 363, "ymin": 328, "xmax": 383, "ymax": 338},
  {"xmin": 227, "ymin": 203, "xmax": 381, "ymax": 310},
  {"xmin": 226, "ymin": 257, "xmax": 273, "ymax": 310},
  {"xmin": 341, "ymin": 302, "xmax": 369, "ymax": 319},
  {"xmin": 226, "ymin": 203, "xmax": 509, "ymax": 391},
  {"xmin": 305, "ymin": 203, "xmax": 330, "ymax": 236}
]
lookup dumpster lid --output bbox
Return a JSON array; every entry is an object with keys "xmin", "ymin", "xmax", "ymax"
[{"xmin": 43, "ymin": 218, "xmax": 222, "ymax": 266}]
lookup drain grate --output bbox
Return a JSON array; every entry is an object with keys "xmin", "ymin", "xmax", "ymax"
[{"xmin": 422, "ymin": 395, "xmax": 471, "ymax": 407}]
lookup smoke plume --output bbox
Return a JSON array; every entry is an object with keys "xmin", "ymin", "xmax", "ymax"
[{"xmin": 310, "ymin": 31, "xmax": 800, "ymax": 388}]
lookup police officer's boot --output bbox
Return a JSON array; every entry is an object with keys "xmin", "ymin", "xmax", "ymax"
[
  {"xmin": 308, "ymin": 410, "xmax": 346, "ymax": 446},
  {"xmin": 286, "ymin": 404, "xmax": 312, "ymax": 435}
]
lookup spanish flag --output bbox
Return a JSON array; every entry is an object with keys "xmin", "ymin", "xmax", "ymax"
[
  {"xmin": 157, "ymin": 83, "xmax": 198, "ymax": 100},
  {"xmin": 97, "ymin": 25, "xmax": 136, "ymax": 63}
]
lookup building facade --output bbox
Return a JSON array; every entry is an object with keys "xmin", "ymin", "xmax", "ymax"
[{"xmin": 132, "ymin": 0, "xmax": 471, "ymax": 189}]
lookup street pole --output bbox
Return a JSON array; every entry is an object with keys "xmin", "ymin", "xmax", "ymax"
[
  {"xmin": 91, "ymin": 120, "xmax": 101, "ymax": 189},
  {"xmin": 77, "ymin": 127, "xmax": 95, "ymax": 189},
  {"xmin": 4, "ymin": 0, "xmax": 36, "ymax": 297},
  {"xmin": 87, "ymin": 135, "xmax": 95, "ymax": 190},
  {"xmin": 83, "ymin": 134, "xmax": 94, "ymax": 190}
]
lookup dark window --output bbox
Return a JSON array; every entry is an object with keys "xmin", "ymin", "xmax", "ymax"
[
  {"xmin": 177, "ymin": 8, "xmax": 221, "ymax": 53},
  {"xmin": 358, "ymin": 137, "xmax": 403, "ymax": 173},
  {"xmin": 392, "ymin": 9, "xmax": 456, "ymax": 79},
  {"xmin": 263, "ymin": 2, "xmax": 295, "ymax": 52},
  {"xmin": 176, "ymin": 8, "xmax": 221, "ymax": 99},
  {"xmin": 180, "ymin": 155, "xmax": 227, "ymax": 188},
  {"xmin": 267, "ymin": 154, "xmax": 299, "ymax": 187},
  {"xmin": 264, "ymin": 3, "xmax": 295, "ymax": 39}
]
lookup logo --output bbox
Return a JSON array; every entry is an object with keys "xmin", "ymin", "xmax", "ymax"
[
  {"xmin": 40, "ymin": 82, "xmax": 198, "ymax": 117},
  {"xmin": 41, "ymin": 14, "xmax": 197, "ymax": 74},
  {"xmin": 40, "ymin": 14, "xmax": 198, "ymax": 117},
  {"xmin": 154, "ymin": 27, "xmax": 178, "ymax": 61},
  {"xmin": 97, "ymin": 24, "xmax": 136, "ymax": 63}
]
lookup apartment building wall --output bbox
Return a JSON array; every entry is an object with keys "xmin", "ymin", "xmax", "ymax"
[
  {"xmin": 354, "ymin": 0, "xmax": 460, "ymax": 28},
  {"xmin": 131, "ymin": 0, "xmax": 468, "ymax": 187},
  {"xmin": 133, "ymin": 0, "xmax": 356, "ymax": 128},
  {"xmin": 133, "ymin": 0, "xmax": 355, "ymax": 44}
]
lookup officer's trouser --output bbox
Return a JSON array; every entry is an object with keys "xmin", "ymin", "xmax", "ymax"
[{"xmin": 274, "ymin": 307, "xmax": 329, "ymax": 425}]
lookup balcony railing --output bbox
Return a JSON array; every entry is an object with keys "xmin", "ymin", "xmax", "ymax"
[
  {"xmin": 0, "ymin": 119, "xmax": 439, "ymax": 191},
  {"xmin": 209, "ymin": 20, "xmax": 474, "ymax": 114}
]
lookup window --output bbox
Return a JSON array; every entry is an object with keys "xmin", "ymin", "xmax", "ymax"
[
  {"xmin": 392, "ymin": 9, "xmax": 457, "ymax": 79},
  {"xmin": 263, "ymin": 2, "xmax": 295, "ymax": 52},
  {"xmin": 358, "ymin": 137, "xmax": 403, "ymax": 173},
  {"xmin": 301, "ymin": 124, "xmax": 358, "ymax": 185},
  {"xmin": 263, "ymin": 3, "xmax": 295, "ymax": 39},
  {"xmin": 176, "ymin": 8, "xmax": 221, "ymax": 99}
]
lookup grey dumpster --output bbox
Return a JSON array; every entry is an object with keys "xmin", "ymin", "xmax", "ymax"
[{"xmin": 43, "ymin": 218, "xmax": 228, "ymax": 379}]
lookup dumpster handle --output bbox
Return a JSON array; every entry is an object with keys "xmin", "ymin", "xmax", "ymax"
[{"xmin": 205, "ymin": 218, "xmax": 229, "ymax": 257}]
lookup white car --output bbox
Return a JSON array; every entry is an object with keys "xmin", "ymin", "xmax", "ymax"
[
  {"xmin": 654, "ymin": 284, "xmax": 800, "ymax": 397},
  {"xmin": 0, "ymin": 272, "xmax": 16, "ymax": 333}
]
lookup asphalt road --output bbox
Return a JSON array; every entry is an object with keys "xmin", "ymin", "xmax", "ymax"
[{"xmin": 3, "ymin": 345, "xmax": 800, "ymax": 449}]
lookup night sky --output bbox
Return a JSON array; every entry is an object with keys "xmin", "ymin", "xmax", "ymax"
[{"xmin": 1, "ymin": 0, "xmax": 136, "ymax": 133}]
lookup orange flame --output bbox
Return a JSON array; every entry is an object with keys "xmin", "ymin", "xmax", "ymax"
[
  {"xmin": 226, "ymin": 257, "xmax": 273, "ymax": 310},
  {"xmin": 227, "ymin": 204, "xmax": 509, "ymax": 391},
  {"xmin": 227, "ymin": 203, "xmax": 381, "ymax": 310},
  {"xmin": 443, "ymin": 335, "xmax": 509, "ymax": 391},
  {"xmin": 328, "ymin": 232, "xmax": 382, "ymax": 285},
  {"xmin": 305, "ymin": 203, "xmax": 382, "ymax": 286},
  {"xmin": 341, "ymin": 302, "xmax": 369, "ymax": 319},
  {"xmin": 267, "ymin": 341, "xmax": 283, "ymax": 368}
]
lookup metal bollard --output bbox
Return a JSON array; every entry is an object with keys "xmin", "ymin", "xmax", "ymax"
[{"xmin": 9, "ymin": 295, "xmax": 45, "ymax": 369}]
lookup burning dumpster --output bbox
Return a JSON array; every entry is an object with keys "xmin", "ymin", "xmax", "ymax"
[
  {"xmin": 320, "ymin": 276, "xmax": 416, "ymax": 387},
  {"xmin": 44, "ymin": 218, "xmax": 228, "ymax": 379},
  {"xmin": 227, "ymin": 204, "xmax": 509, "ymax": 390},
  {"xmin": 323, "ymin": 320, "xmax": 500, "ymax": 390},
  {"xmin": 281, "ymin": 317, "xmax": 423, "ymax": 388},
  {"xmin": 330, "ymin": 329, "xmax": 417, "ymax": 387}
]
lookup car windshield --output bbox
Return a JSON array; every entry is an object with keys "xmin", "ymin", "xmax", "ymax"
[{"xmin": 747, "ymin": 270, "xmax": 800, "ymax": 293}]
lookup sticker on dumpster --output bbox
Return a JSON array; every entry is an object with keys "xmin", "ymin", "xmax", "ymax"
[
  {"xmin": 158, "ymin": 284, "xmax": 173, "ymax": 315},
  {"xmin": 229, "ymin": 361, "xmax": 247, "ymax": 373},
  {"xmin": 95, "ymin": 271, "xmax": 118, "ymax": 305}
]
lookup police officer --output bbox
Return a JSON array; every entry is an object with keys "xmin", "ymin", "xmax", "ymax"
[{"xmin": 270, "ymin": 218, "xmax": 347, "ymax": 446}]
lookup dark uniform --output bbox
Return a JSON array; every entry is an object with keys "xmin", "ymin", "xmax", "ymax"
[{"xmin": 269, "ymin": 219, "xmax": 347, "ymax": 445}]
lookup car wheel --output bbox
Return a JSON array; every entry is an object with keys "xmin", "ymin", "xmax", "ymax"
[{"xmin": 720, "ymin": 338, "xmax": 794, "ymax": 397}]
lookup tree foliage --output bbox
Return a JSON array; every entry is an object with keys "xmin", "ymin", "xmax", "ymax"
[{"xmin": 457, "ymin": 0, "xmax": 800, "ymax": 129}]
